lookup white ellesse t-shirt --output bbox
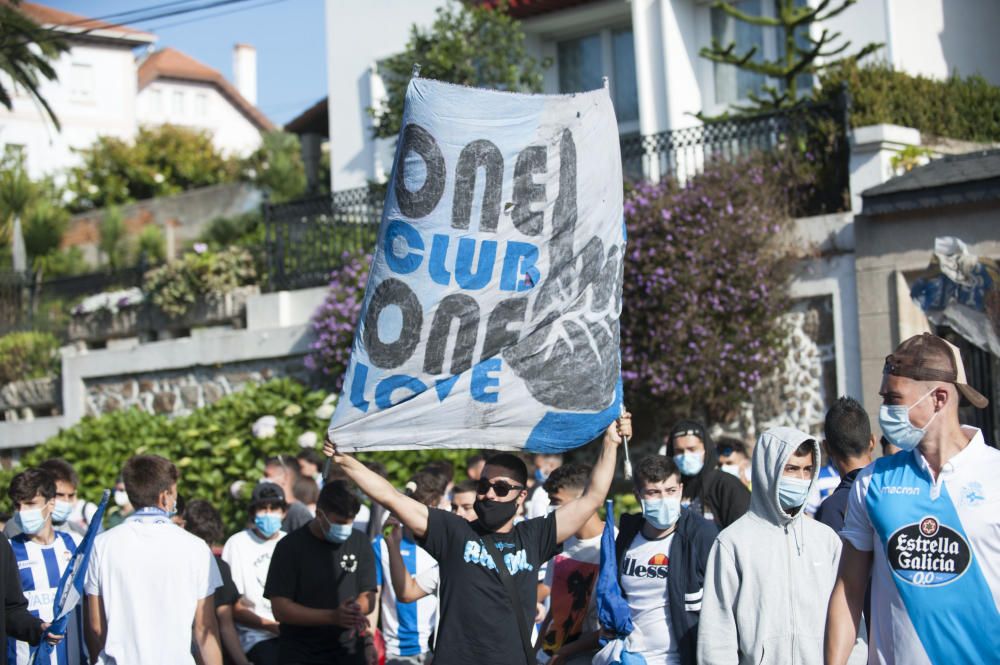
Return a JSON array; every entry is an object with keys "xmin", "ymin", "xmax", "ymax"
[
  {"xmin": 84, "ymin": 514, "xmax": 221, "ymax": 665},
  {"xmin": 222, "ymin": 528, "xmax": 285, "ymax": 652},
  {"xmin": 841, "ymin": 428, "xmax": 1000, "ymax": 665},
  {"xmin": 620, "ymin": 531, "xmax": 680, "ymax": 665}
]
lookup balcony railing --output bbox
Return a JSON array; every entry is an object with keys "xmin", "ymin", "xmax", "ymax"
[{"xmin": 262, "ymin": 94, "xmax": 850, "ymax": 293}]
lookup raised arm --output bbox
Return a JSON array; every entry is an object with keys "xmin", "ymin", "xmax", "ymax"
[
  {"xmin": 553, "ymin": 413, "xmax": 629, "ymax": 544},
  {"xmin": 323, "ymin": 437, "xmax": 430, "ymax": 538},
  {"xmin": 385, "ymin": 523, "xmax": 431, "ymax": 602},
  {"xmin": 825, "ymin": 541, "xmax": 872, "ymax": 665}
]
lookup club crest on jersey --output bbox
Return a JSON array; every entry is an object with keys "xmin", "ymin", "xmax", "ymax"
[
  {"xmin": 622, "ymin": 553, "xmax": 669, "ymax": 579},
  {"xmin": 887, "ymin": 515, "xmax": 972, "ymax": 586}
]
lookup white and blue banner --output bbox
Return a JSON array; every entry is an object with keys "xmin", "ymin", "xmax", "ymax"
[{"xmin": 329, "ymin": 78, "xmax": 625, "ymax": 453}]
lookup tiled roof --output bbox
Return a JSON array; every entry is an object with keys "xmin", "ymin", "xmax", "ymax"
[
  {"xmin": 16, "ymin": 1, "xmax": 155, "ymax": 43},
  {"xmin": 285, "ymin": 97, "xmax": 328, "ymax": 137},
  {"xmin": 138, "ymin": 48, "xmax": 274, "ymax": 132},
  {"xmin": 862, "ymin": 149, "xmax": 1000, "ymax": 215}
]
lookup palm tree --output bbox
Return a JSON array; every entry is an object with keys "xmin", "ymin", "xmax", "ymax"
[{"xmin": 0, "ymin": 0, "xmax": 68, "ymax": 130}]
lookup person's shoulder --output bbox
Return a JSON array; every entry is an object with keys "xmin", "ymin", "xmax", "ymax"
[
  {"xmin": 804, "ymin": 515, "xmax": 843, "ymax": 547},
  {"xmin": 428, "ymin": 506, "xmax": 468, "ymax": 532},
  {"xmin": 223, "ymin": 528, "xmax": 250, "ymax": 548},
  {"xmin": 169, "ymin": 524, "xmax": 215, "ymax": 552},
  {"xmin": 713, "ymin": 511, "xmax": 755, "ymax": 545},
  {"xmin": 277, "ymin": 524, "xmax": 311, "ymax": 547},
  {"xmin": 680, "ymin": 508, "xmax": 719, "ymax": 540},
  {"xmin": 710, "ymin": 468, "xmax": 750, "ymax": 494},
  {"xmin": 515, "ymin": 512, "xmax": 555, "ymax": 537}
]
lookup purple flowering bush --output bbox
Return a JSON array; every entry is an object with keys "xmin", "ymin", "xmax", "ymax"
[
  {"xmin": 621, "ymin": 154, "xmax": 799, "ymax": 423},
  {"xmin": 305, "ymin": 251, "xmax": 372, "ymax": 390}
]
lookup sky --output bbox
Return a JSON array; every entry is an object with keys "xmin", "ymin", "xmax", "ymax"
[{"xmin": 48, "ymin": 0, "xmax": 328, "ymax": 125}]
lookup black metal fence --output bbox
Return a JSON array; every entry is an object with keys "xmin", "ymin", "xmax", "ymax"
[
  {"xmin": 263, "ymin": 96, "xmax": 851, "ymax": 292},
  {"xmin": 0, "ymin": 265, "xmax": 146, "ymax": 339},
  {"xmin": 619, "ymin": 93, "xmax": 851, "ymax": 215},
  {"xmin": 262, "ymin": 187, "xmax": 381, "ymax": 292}
]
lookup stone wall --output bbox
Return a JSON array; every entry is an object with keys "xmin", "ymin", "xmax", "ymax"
[{"xmin": 85, "ymin": 356, "xmax": 313, "ymax": 418}]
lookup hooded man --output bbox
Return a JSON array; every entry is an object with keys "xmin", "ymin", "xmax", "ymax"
[
  {"xmin": 698, "ymin": 427, "xmax": 841, "ymax": 665},
  {"xmin": 662, "ymin": 421, "xmax": 750, "ymax": 529},
  {"xmin": 826, "ymin": 334, "xmax": 1000, "ymax": 665}
]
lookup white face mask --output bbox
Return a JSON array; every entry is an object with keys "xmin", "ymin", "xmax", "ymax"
[
  {"xmin": 114, "ymin": 490, "xmax": 129, "ymax": 507},
  {"xmin": 720, "ymin": 464, "xmax": 741, "ymax": 478}
]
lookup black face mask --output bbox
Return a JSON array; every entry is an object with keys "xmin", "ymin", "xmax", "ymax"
[{"xmin": 473, "ymin": 498, "xmax": 519, "ymax": 531}]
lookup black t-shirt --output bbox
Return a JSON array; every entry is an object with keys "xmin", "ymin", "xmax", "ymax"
[
  {"xmin": 263, "ymin": 525, "xmax": 376, "ymax": 665},
  {"xmin": 420, "ymin": 509, "xmax": 558, "ymax": 665},
  {"xmin": 214, "ymin": 556, "xmax": 240, "ymax": 608}
]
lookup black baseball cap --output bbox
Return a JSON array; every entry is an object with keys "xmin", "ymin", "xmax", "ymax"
[{"xmin": 884, "ymin": 333, "xmax": 988, "ymax": 409}]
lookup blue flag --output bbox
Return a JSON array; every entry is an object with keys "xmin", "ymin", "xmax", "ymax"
[
  {"xmin": 31, "ymin": 490, "xmax": 110, "ymax": 664},
  {"xmin": 596, "ymin": 499, "xmax": 633, "ymax": 637},
  {"xmin": 593, "ymin": 499, "xmax": 646, "ymax": 665}
]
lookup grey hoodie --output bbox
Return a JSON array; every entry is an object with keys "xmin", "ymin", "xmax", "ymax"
[{"xmin": 697, "ymin": 427, "xmax": 842, "ymax": 665}]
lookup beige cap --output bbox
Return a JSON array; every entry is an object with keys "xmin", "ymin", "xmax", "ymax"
[{"xmin": 884, "ymin": 333, "xmax": 988, "ymax": 409}]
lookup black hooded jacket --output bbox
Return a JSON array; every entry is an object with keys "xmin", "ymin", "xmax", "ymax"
[{"xmin": 666, "ymin": 421, "xmax": 750, "ymax": 529}]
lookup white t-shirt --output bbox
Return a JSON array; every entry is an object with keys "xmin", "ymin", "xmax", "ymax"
[
  {"xmin": 221, "ymin": 528, "xmax": 285, "ymax": 652},
  {"xmin": 841, "ymin": 428, "xmax": 1000, "ymax": 665},
  {"xmin": 413, "ymin": 564, "xmax": 439, "ymax": 595},
  {"xmin": 374, "ymin": 535, "xmax": 439, "ymax": 656},
  {"xmin": 525, "ymin": 484, "xmax": 551, "ymax": 520},
  {"xmin": 620, "ymin": 531, "xmax": 680, "ymax": 665},
  {"xmin": 83, "ymin": 512, "xmax": 221, "ymax": 665}
]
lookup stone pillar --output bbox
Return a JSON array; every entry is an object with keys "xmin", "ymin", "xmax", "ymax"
[{"xmin": 848, "ymin": 124, "xmax": 921, "ymax": 213}]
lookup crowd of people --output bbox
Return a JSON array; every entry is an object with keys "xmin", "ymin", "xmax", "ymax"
[{"xmin": 0, "ymin": 332, "xmax": 996, "ymax": 665}]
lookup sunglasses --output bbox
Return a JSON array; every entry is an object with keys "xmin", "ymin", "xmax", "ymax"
[{"xmin": 476, "ymin": 479, "xmax": 525, "ymax": 498}]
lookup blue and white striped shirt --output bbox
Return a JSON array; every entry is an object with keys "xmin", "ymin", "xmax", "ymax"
[
  {"xmin": 6, "ymin": 531, "xmax": 84, "ymax": 665},
  {"xmin": 373, "ymin": 534, "xmax": 438, "ymax": 657}
]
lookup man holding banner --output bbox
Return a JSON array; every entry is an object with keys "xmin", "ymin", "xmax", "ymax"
[
  {"xmin": 323, "ymin": 412, "xmax": 629, "ymax": 665},
  {"xmin": 321, "ymin": 60, "xmax": 629, "ymax": 665}
]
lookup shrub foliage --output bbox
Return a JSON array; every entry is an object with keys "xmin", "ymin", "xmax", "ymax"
[
  {"xmin": 621, "ymin": 155, "xmax": 795, "ymax": 425},
  {"xmin": 817, "ymin": 59, "xmax": 1000, "ymax": 143}
]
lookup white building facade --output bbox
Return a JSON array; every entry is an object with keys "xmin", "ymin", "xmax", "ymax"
[
  {"xmin": 0, "ymin": 3, "xmax": 269, "ymax": 182},
  {"xmin": 326, "ymin": 0, "xmax": 1000, "ymax": 189},
  {"xmin": 0, "ymin": 8, "xmax": 154, "ymax": 180},
  {"xmin": 323, "ymin": 0, "xmax": 1000, "ymax": 424},
  {"xmin": 136, "ymin": 47, "xmax": 272, "ymax": 157}
]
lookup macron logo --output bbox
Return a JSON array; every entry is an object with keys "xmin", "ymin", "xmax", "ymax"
[{"xmin": 883, "ymin": 486, "xmax": 921, "ymax": 496}]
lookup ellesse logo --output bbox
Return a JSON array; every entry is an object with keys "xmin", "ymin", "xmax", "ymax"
[{"xmin": 622, "ymin": 553, "xmax": 669, "ymax": 579}]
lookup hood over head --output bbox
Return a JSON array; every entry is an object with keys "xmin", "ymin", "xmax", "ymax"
[
  {"xmin": 750, "ymin": 426, "xmax": 820, "ymax": 526},
  {"xmin": 666, "ymin": 420, "xmax": 717, "ymax": 502}
]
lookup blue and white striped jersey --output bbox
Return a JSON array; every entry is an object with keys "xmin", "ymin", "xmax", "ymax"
[
  {"xmin": 805, "ymin": 463, "xmax": 841, "ymax": 516},
  {"xmin": 6, "ymin": 531, "xmax": 85, "ymax": 665},
  {"xmin": 373, "ymin": 534, "xmax": 439, "ymax": 657}
]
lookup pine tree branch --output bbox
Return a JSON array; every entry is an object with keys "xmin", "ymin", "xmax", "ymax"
[
  {"xmin": 815, "ymin": 0, "xmax": 859, "ymax": 24},
  {"xmin": 710, "ymin": 1, "xmax": 781, "ymax": 28}
]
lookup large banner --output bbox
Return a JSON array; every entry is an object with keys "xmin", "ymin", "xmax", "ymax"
[{"xmin": 328, "ymin": 78, "xmax": 625, "ymax": 453}]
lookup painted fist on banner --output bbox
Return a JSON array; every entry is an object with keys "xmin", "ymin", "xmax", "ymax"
[{"xmin": 504, "ymin": 129, "xmax": 624, "ymax": 411}]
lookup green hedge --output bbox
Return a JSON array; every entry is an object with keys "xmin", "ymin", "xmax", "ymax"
[
  {"xmin": 0, "ymin": 332, "xmax": 60, "ymax": 384},
  {"xmin": 817, "ymin": 59, "xmax": 1000, "ymax": 142},
  {"xmin": 0, "ymin": 379, "xmax": 475, "ymax": 536}
]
